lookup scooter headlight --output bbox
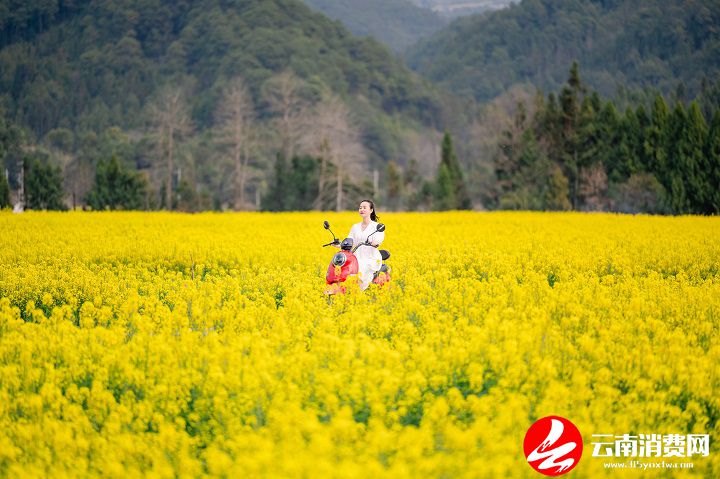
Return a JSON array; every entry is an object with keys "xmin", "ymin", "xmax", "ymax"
[{"xmin": 332, "ymin": 252, "xmax": 347, "ymax": 267}]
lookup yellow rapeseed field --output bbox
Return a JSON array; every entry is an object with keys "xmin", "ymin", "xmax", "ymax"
[{"xmin": 0, "ymin": 211, "xmax": 718, "ymax": 478}]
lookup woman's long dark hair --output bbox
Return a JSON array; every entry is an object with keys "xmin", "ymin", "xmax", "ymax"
[{"xmin": 361, "ymin": 199, "xmax": 379, "ymax": 222}]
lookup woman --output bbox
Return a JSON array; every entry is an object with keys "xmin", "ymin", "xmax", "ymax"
[{"xmin": 338, "ymin": 199, "xmax": 385, "ymax": 291}]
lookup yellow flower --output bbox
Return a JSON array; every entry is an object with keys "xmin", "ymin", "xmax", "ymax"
[{"xmin": 0, "ymin": 210, "xmax": 717, "ymax": 477}]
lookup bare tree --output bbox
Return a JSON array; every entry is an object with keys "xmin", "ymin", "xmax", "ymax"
[
  {"xmin": 299, "ymin": 93, "xmax": 366, "ymax": 211},
  {"xmin": 149, "ymin": 86, "xmax": 192, "ymax": 210},
  {"xmin": 404, "ymin": 128, "xmax": 442, "ymax": 178},
  {"xmin": 216, "ymin": 78, "xmax": 258, "ymax": 210},
  {"xmin": 263, "ymin": 71, "xmax": 310, "ymax": 163},
  {"xmin": 468, "ymin": 84, "xmax": 537, "ymax": 204},
  {"xmin": 579, "ymin": 163, "xmax": 608, "ymax": 211}
]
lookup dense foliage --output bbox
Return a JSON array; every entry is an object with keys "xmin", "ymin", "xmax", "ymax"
[
  {"xmin": 85, "ymin": 156, "xmax": 148, "ymax": 211},
  {"xmin": 434, "ymin": 132, "xmax": 471, "ymax": 210},
  {"xmin": 2, "ymin": 0, "xmax": 717, "ymax": 214},
  {"xmin": 0, "ymin": 0, "xmax": 452, "ymax": 180},
  {"xmin": 407, "ymin": 0, "xmax": 720, "ymax": 102},
  {"xmin": 1, "ymin": 0, "xmax": 447, "ymax": 136},
  {"xmin": 493, "ymin": 63, "xmax": 720, "ymax": 215},
  {"xmin": 22, "ymin": 156, "xmax": 67, "ymax": 211}
]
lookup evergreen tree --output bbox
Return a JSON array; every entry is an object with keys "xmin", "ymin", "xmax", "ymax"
[
  {"xmin": 666, "ymin": 101, "xmax": 708, "ymax": 214},
  {"xmin": 614, "ymin": 107, "xmax": 643, "ymax": 181},
  {"xmin": 495, "ymin": 62, "xmax": 718, "ymax": 215},
  {"xmin": 0, "ymin": 170, "xmax": 9, "ymax": 208},
  {"xmin": 434, "ymin": 132, "xmax": 471, "ymax": 210},
  {"xmin": 536, "ymin": 92, "xmax": 563, "ymax": 162},
  {"xmin": 644, "ymin": 95, "xmax": 671, "ymax": 209},
  {"xmin": 85, "ymin": 156, "xmax": 147, "ymax": 210},
  {"xmin": 634, "ymin": 104, "xmax": 651, "ymax": 170},
  {"xmin": 287, "ymin": 156, "xmax": 319, "ymax": 211},
  {"xmin": 261, "ymin": 155, "xmax": 318, "ymax": 211},
  {"xmin": 558, "ymin": 61, "xmax": 586, "ymax": 209},
  {"xmin": 683, "ymin": 102, "xmax": 710, "ymax": 213},
  {"xmin": 595, "ymin": 101, "xmax": 621, "ymax": 181},
  {"xmin": 577, "ymin": 95, "xmax": 599, "ymax": 169},
  {"xmin": 23, "ymin": 156, "xmax": 67, "ymax": 210},
  {"xmin": 666, "ymin": 102, "xmax": 690, "ymax": 213},
  {"xmin": 434, "ymin": 163, "xmax": 456, "ymax": 211},
  {"xmin": 575, "ymin": 95, "xmax": 602, "ymax": 209},
  {"xmin": 262, "ymin": 154, "xmax": 288, "ymax": 212},
  {"xmin": 706, "ymin": 111, "xmax": 720, "ymax": 213}
]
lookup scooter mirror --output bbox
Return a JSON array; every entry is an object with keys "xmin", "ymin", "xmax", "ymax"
[
  {"xmin": 323, "ymin": 221, "xmax": 330, "ymax": 229},
  {"xmin": 376, "ymin": 223, "xmax": 386, "ymax": 232}
]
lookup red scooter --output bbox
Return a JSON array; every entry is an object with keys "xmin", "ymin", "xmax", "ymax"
[{"xmin": 322, "ymin": 221, "xmax": 390, "ymax": 294}]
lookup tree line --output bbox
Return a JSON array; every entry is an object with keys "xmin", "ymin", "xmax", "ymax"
[
  {"xmin": 0, "ymin": 71, "xmax": 381, "ymax": 212},
  {"xmin": 493, "ymin": 62, "xmax": 720, "ymax": 215},
  {"xmin": 1, "ymin": 0, "xmax": 469, "ymax": 213},
  {"xmin": 3, "ymin": 63, "xmax": 719, "ymax": 215},
  {"xmin": 262, "ymin": 131, "xmax": 470, "ymax": 212},
  {"xmin": 2, "ymin": 107, "xmax": 473, "ymax": 213}
]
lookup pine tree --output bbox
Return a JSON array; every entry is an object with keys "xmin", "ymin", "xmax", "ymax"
[
  {"xmin": 666, "ymin": 102, "xmax": 690, "ymax": 213},
  {"xmin": 288, "ymin": 156, "xmax": 319, "ymax": 211},
  {"xmin": 704, "ymin": 111, "xmax": 720, "ymax": 213},
  {"xmin": 575, "ymin": 95, "xmax": 600, "ymax": 209},
  {"xmin": 558, "ymin": 61, "xmax": 586, "ymax": 209},
  {"xmin": 644, "ymin": 95, "xmax": 671, "ymax": 210},
  {"xmin": 635, "ymin": 104, "xmax": 650, "ymax": 170},
  {"xmin": 684, "ymin": 102, "xmax": 710, "ymax": 213},
  {"xmin": 85, "ymin": 156, "xmax": 147, "ymax": 210},
  {"xmin": 666, "ymin": 101, "xmax": 708, "ymax": 214},
  {"xmin": 596, "ymin": 101, "xmax": 621, "ymax": 181},
  {"xmin": 23, "ymin": 156, "xmax": 67, "ymax": 210},
  {"xmin": 615, "ymin": 107, "xmax": 643, "ymax": 180},
  {"xmin": 435, "ymin": 132, "xmax": 471, "ymax": 210},
  {"xmin": 435, "ymin": 162, "xmax": 456, "ymax": 211},
  {"xmin": 262, "ymin": 153, "xmax": 288, "ymax": 212},
  {"xmin": 0, "ymin": 170, "xmax": 9, "ymax": 208}
]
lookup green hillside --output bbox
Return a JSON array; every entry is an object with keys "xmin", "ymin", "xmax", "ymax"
[
  {"xmin": 406, "ymin": 0, "xmax": 720, "ymax": 101},
  {"xmin": 300, "ymin": 0, "xmax": 446, "ymax": 52},
  {"xmin": 0, "ymin": 0, "xmax": 468, "ymax": 210},
  {"xmin": 0, "ymin": 0, "xmax": 449, "ymax": 144}
]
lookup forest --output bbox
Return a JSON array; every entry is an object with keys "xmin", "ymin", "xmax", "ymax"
[
  {"xmin": 494, "ymin": 63, "xmax": 720, "ymax": 215},
  {"xmin": 407, "ymin": 0, "xmax": 720, "ymax": 101},
  {"xmin": 1, "ymin": 0, "xmax": 719, "ymax": 214}
]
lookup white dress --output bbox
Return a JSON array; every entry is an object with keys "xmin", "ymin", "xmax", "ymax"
[{"xmin": 348, "ymin": 221, "xmax": 385, "ymax": 290}]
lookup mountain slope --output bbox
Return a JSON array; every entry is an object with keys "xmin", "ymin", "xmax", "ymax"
[
  {"xmin": 0, "ymin": 0, "xmax": 450, "ymax": 140},
  {"xmin": 300, "ymin": 0, "xmax": 446, "ymax": 52},
  {"xmin": 406, "ymin": 0, "xmax": 720, "ymax": 101}
]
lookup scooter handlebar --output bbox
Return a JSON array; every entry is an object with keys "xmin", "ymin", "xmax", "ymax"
[{"xmin": 351, "ymin": 241, "xmax": 378, "ymax": 253}]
